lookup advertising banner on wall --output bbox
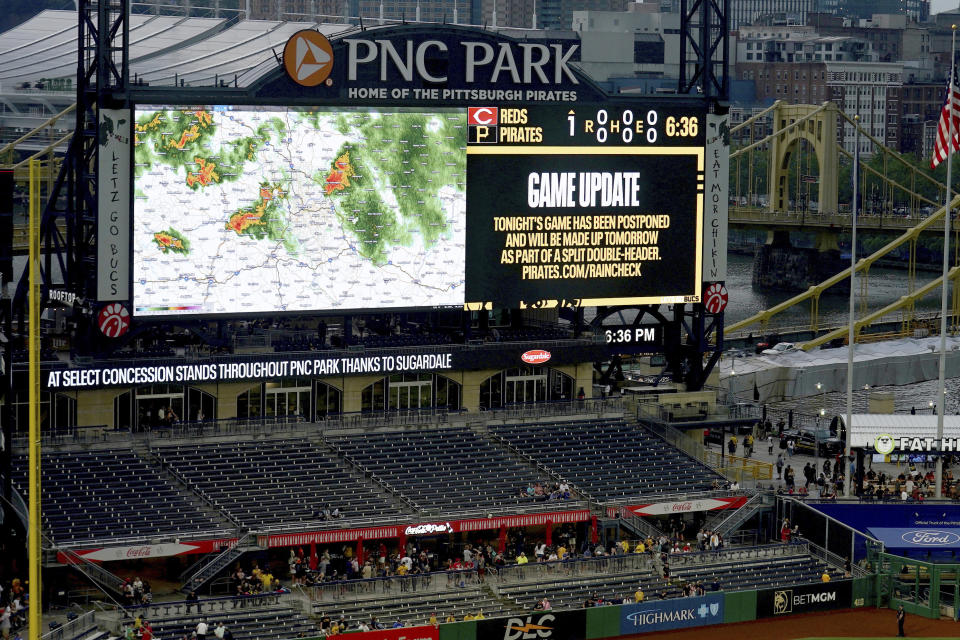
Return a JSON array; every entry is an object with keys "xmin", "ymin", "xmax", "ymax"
[
  {"xmin": 344, "ymin": 626, "xmax": 438, "ymax": 640},
  {"xmin": 619, "ymin": 593, "xmax": 724, "ymax": 635},
  {"xmin": 702, "ymin": 112, "xmax": 729, "ymax": 284},
  {"xmin": 477, "ymin": 610, "xmax": 585, "ymax": 640},
  {"xmin": 40, "ymin": 340, "xmax": 606, "ymax": 391},
  {"xmin": 57, "ymin": 537, "xmax": 237, "ymax": 564},
  {"xmin": 625, "ymin": 496, "xmax": 747, "ymax": 517},
  {"xmin": 97, "ymin": 108, "xmax": 131, "ymax": 301},
  {"xmin": 757, "ymin": 580, "xmax": 852, "ymax": 618}
]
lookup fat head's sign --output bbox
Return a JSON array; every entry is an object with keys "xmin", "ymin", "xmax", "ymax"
[{"xmin": 266, "ymin": 24, "xmax": 605, "ymax": 104}]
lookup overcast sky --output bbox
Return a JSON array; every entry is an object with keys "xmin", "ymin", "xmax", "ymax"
[{"xmin": 932, "ymin": 0, "xmax": 959, "ymax": 14}]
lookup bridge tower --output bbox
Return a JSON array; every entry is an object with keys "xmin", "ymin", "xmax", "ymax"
[{"xmin": 767, "ymin": 102, "xmax": 838, "ymax": 215}]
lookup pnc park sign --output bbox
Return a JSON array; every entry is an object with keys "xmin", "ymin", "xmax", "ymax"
[{"xmin": 260, "ymin": 24, "xmax": 607, "ymax": 104}]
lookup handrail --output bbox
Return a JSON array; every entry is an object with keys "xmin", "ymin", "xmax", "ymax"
[
  {"xmin": 180, "ymin": 533, "xmax": 249, "ymax": 592},
  {"xmin": 712, "ymin": 490, "xmax": 767, "ymax": 536},
  {"xmin": 0, "ymin": 103, "xmax": 76, "ymax": 158},
  {"xmin": 123, "ymin": 590, "xmax": 288, "ymax": 620},
  {"xmin": 725, "ymin": 190, "xmax": 960, "ymax": 338},
  {"xmin": 299, "ymin": 542, "xmax": 803, "ymax": 604},
  {"xmin": 40, "ymin": 610, "xmax": 96, "ymax": 640}
]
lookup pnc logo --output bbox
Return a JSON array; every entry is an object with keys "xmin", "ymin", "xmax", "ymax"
[
  {"xmin": 504, "ymin": 615, "xmax": 554, "ymax": 640},
  {"xmin": 284, "ymin": 30, "xmax": 334, "ymax": 87},
  {"xmin": 874, "ymin": 433, "xmax": 896, "ymax": 455}
]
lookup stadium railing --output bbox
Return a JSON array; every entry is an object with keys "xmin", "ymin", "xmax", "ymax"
[
  {"xmin": 40, "ymin": 610, "xmax": 96, "ymax": 640},
  {"xmin": 251, "ymin": 499, "xmax": 592, "ymax": 537},
  {"xmin": 123, "ymin": 592, "xmax": 289, "ymax": 620},
  {"xmin": 296, "ymin": 542, "xmax": 809, "ymax": 603},
  {"xmin": 640, "ymin": 416, "xmax": 773, "ymax": 482}
]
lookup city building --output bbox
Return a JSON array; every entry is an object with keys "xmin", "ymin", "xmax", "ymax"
[
  {"xmin": 737, "ymin": 24, "xmax": 874, "ymax": 64},
  {"xmin": 826, "ymin": 61, "xmax": 903, "ymax": 153},
  {"xmin": 571, "ymin": 9, "xmax": 673, "ymax": 80}
]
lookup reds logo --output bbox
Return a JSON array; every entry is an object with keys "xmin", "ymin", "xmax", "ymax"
[
  {"xmin": 468, "ymin": 107, "xmax": 499, "ymax": 125},
  {"xmin": 98, "ymin": 303, "xmax": 130, "ymax": 338},
  {"xmin": 703, "ymin": 282, "xmax": 728, "ymax": 313}
]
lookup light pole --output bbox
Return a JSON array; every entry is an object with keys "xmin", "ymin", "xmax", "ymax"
[{"xmin": 816, "ymin": 382, "xmax": 824, "ymax": 469}]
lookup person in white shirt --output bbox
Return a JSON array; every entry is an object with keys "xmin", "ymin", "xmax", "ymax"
[
  {"xmin": 196, "ymin": 620, "xmax": 209, "ymax": 640},
  {"xmin": 214, "ymin": 622, "xmax": 226, "ymax": 639}
]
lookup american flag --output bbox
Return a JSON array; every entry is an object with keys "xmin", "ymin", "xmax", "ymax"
[{"xmin": 931, "ymin": 70, "xmax": 960, "ymax": 169}]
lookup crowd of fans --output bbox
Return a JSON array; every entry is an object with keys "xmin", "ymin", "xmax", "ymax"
[
  {"xmin": 0, "ymin": 577, "xmax": 27, "ymax": 640},
  {"xmin": 122, "ymin": 576, "xmax": 154, "ymax": 607}
]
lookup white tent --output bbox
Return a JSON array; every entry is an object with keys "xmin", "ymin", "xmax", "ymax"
[{"xmin": 840, "ymin": 414, "xmax": 960, "ymax": 449}]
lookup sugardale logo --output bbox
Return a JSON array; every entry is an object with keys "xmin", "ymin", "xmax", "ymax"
[
  {"xmin": 503, "ymin": 614, "xmax": 554, "ymax": 640},
  {"xmin": 625, "ymin": 602, "xmax": 719, "ymax": 626},
  {"xmin": 901, "ymin": 530, "xmax": 960, "ymax": 545}
]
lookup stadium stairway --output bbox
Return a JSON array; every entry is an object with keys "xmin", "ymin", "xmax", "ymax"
[{"xmin": 179, "ymin": 532, "xmax": 259, "ymax": 594}]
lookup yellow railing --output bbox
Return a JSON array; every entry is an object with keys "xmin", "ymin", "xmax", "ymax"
[{"xmin": 703, "ymin": 451, "xmax": 774, "ymax": 481}]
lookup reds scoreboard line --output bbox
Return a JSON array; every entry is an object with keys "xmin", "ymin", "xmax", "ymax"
[{"xmin": 107, "ymin": 24, "xmax": 726, "ymax": 319}]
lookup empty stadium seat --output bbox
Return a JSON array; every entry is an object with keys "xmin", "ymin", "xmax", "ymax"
[
  {"xmin": 152, "ymin": 438, "xmax": 404, "ymax": 527},
  {"xmin": 489, "ymin": 419, "xmax": 723, "ymax": 500},
  {"xmin": 10, "ymin": 448, "xmax": 222, "ymax": 544}
]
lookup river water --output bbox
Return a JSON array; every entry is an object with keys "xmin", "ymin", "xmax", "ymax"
[{"xmin": 724, "ymin": 252, "xmax": 946, "ymax": 329}]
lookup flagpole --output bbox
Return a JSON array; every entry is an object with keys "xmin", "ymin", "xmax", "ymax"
[
  {"xmin": 844, "ymin": 115, "xmax": 859, "ymax": 498},
  {"xmin": 935, "ymin": 26, "xmax": 956, "ymax": 500}
]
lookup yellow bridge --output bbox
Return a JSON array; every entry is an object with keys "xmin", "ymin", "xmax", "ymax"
[{"xmin": 725, "ymin": 100, "xmax": 960, "ymax": 349}]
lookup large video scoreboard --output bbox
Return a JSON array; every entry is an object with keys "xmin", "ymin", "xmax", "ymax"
[
  {"xmin": 131, "ymin": 101, "xmax": 704, "ymax": 317},
  {"xmin": 465, "ymin": 103, "xmax": 703, "ymax": 310}
]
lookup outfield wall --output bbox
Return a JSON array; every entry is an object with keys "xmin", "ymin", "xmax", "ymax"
[{"xmin": 297, "ymin": 577, "xmax": 877, "ymax": 639}]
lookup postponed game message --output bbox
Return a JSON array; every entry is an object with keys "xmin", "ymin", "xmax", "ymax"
[{"xmin": 465, "ymin": 153, "xmax": 702, "ymax": 307}]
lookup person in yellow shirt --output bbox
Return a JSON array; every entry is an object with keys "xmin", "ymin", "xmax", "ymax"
[
  {"xmin": 445, "ymin": 614, "xmax": 457, "ymax": 623},
  {"xmin": 557, "ymin": 545, "xmax": 567, "ymax": 560},
  {"xmin": 463, "ymin": 613, "xmax": 474, "ymax": 621},
  {"xmin": 620, "ymin": 539, "xmax": 630, "ymax": 554},
  {"xmin": 428, "ymin": 613, "xmax": 438, "ymax": 628},
  {"xmin": 634, "ymin": 541, "xmax": 645, "ymax": 554},
  {"xmin": 396, "ymin": 563, "xmax": 408, "ymax": 576},
  {"xmin": 634, "ymin": 588, "xmax": 645, "ymax": 603},
  {"xmin": 475, "ymin": 610, "xmax": 485, "ymax": 620},
  {"xmin": 517, "ymin": 552, "xmax": 529, "ymax": 565},
  {"xmin": 821, "ymin": 571, "xmax": 831, "ymax": 583}
]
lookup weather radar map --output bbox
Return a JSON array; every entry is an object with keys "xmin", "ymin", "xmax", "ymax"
[{"xmin": 133, "ymin": 105, "xmax": 467, "ymax": 316}]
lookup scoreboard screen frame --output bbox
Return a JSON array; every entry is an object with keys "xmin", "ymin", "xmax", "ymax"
[{"xmin": 127, "ymin": 100, "xmax": 706, "ymax": 318}]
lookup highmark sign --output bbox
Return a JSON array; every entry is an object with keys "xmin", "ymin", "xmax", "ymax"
[{"xmin": 619, "ymin": 593, "xmax": 724, "ymax": 634}]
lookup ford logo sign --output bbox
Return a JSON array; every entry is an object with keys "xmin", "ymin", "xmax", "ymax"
[
  {"xmin": 901, "ymin": 530, "xmax": 960, "ymax": 546},
  {"xmin": 521, "ymin": 349, "xmax": 551, "ymax": 365}
]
